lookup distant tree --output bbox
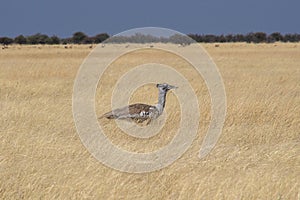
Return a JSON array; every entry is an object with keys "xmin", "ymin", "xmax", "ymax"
[
  {"xmin": 253, "ymin": 32, "xmax": 267, "ymax": 43},
  {"xmin": 245, "ymin": 32, "xmax": 267, "ymax": 43},
  {"xmin": 283, "ymin": 34, "xmax": 292, "ymax": 42},
  {"xmin": 268, "ymin": 32, "xmax": 283, "ymax": 43},
  {"xmin": 26, "ymin": 33, "xmax": 49, "ymax": 44},
  {"xmin": 234, "ymin": 34, "xmax": 245, "ymax": 42},
  {"xmin": 283, "ymin": 33, "xmax": 300, "ymax": 42},
  {"xmin": 14, "ymin": 35, "xmax": 27, "ymax": 44},
  {"xmin": 224, "ymin": 34, "xmax": 233, "ymax": 42},
  {"xmin": 129, "ymin": 33, "xmax": 147, "ymax": 43},
  {"xmin": 107, "ymin": 35, "xmax": 129, "ymax": 43},
  {"xmin": 202, "ymin": 34, "xmax": 217, "ymax": 43},
  {"xmin": 52, "ymin": 35, "xmax": 61, "ymax": 44},
  {"xmin": 218, "ymin": 34, "xmax": 226, "ymax": 42},
  {"xmin": 26, "ymin": 35, "xmax": 37, "ymax": 44},
  {"xmin": 187, "ymin": 34, "xmax": 201, "ymax": 42},
  {"xmin": 72, "ymin": 32, "xmax": 87, "ymax": 44},
  {"xmin": 0, "ymin": 37, "xmax": 14, "ymax": 45},
  {"xmin": 61, "ymin": 38, "xmax": 72, "ymax": 44},
  {"xmin": 297, "ymin": 34, "xmax": 300, "ymax": 42},
  {"xmin": 169, "ymin": 34, "xmax": 194, "ymax": 44},
  {"xmin": 46, "ymin": 35, "xmax": 60, "ymax": 44},
  {"xmin": 245, "ymin": 33, "xmax": 254, "ymax": 43},
  {"xmin": 82, "ymin": 37, "xmax": 94, "ymax": 44},
  {"xmin": 93, "ymin": 33, "xmax": 109, "ymax": 43}
]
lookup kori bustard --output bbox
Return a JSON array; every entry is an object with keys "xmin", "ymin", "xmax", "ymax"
[{"xmin": 99, "ymin": 83, "xmax": 177, "ymax": 124}]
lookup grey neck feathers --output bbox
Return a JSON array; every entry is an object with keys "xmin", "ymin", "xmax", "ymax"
[{"xmin": 155, "ymin": 89, "xmax": 168, "ymax": 114}]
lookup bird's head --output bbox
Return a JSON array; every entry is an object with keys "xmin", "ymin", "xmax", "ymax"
[{"xmin": 156, "ymin": 83, "xmax": 178, "ymax": 91}]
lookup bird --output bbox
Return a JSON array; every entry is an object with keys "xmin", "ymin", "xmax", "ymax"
[{"xmin": 99, "ymin": 83, "xmax": 177, "ymax": 124}]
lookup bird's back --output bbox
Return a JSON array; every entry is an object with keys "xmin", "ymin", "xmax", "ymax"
[{"xmin": 100, "ymin": 103, "xmax": 158, "ymax": 120}]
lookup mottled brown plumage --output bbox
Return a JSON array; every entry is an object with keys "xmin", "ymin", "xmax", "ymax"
[
  {"xmin": 100, "ymin": 103, "xmax": 158, "ymax": 121},
  {"xmin": 99, "ymin": 83, "xmax": 177, "ymax": 124}
]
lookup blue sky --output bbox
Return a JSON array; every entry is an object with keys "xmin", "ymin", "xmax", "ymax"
[{"xmin": 1, "ymin": 0, "xmax": 300, "ymax": 37}]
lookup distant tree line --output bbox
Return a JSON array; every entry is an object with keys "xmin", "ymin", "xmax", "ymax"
[
  {"xmin": 0, "ymin": 32, "xmax": 109, "ymax": 45},
  {"xmin": 105, "ymin": 33, "xmax": 195, "ymax": 44},
  {"xmin": 187, "ymin": 32, "xmax": 300, "ymax": 43},
  {"xmin": 1, "ymin": 31, "xmax": 300, "ymax": 45}
]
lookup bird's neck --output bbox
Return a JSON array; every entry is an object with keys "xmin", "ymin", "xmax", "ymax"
[{"xmin": 156, "ymin": 90, "xmax": 167, "ymax": 114}]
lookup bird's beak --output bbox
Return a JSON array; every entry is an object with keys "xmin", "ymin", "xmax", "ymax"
[{"xmin": 168, "ymin": 85, "xmax": 178, "ymax": 90}]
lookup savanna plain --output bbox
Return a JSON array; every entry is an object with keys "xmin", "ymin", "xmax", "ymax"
[{"xmin": 1, "ymin": 43, "xmax": 299, "ymax": 199}]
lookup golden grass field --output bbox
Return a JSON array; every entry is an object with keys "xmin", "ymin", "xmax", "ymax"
[{"xmin": 1, "ymin": 43, "xmax": 299, "ymax": 199}]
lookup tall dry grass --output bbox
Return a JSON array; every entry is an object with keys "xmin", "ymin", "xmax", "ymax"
[{"xmin": 0, "ymin": 43, "xmax": 299, "ymax": 199}]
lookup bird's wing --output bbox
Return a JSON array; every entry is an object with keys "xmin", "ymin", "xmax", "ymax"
[{"xmin": 100, "ymin": 103, "xmax": 156, "ymax": 119}]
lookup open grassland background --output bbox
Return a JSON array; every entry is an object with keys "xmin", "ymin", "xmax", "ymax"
[{"xmin": 1, "ymin": 43, "xmax": 299, "ymax": 199}]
